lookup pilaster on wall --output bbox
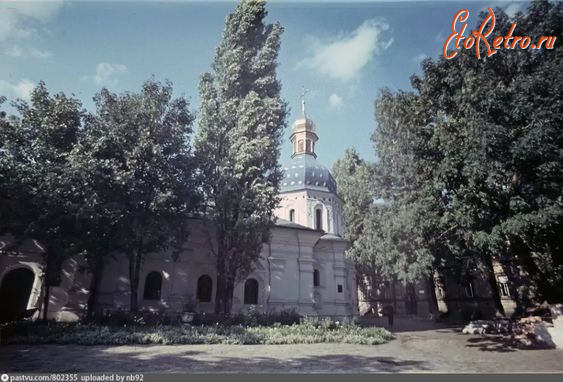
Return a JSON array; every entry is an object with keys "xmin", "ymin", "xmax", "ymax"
[
  {"xmin": 333, "ymin": 261, "xmax": 348, "ymax": 304},
  {"xmin": 266, "ymin": 256, "xmax": 289, "ymax": 304},
  {"xmin": 298, "ymin": 258, "xmax": 314, "ymax": 307}
]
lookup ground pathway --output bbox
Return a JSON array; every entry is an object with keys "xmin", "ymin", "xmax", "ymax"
[{"xmin": 2, "ymin": 328, "xmax": 563, "ymax": 373}]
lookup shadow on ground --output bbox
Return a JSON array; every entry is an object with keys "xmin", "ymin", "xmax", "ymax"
[
  {"xmin": 463, "ymin": 334, "xmax": 553, "ymax": 353},
  {"xmin": 2, "ymin": 346, "xmax": 429, "ymax": 373}
]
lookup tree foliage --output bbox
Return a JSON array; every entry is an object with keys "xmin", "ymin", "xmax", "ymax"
[
  {"xmin": 0, "ymin": 82, "xmax": 84, "ymax": 321},
  {"xmin": 195, "ymin": 0, "xmax": 287, "ymax": 314},
  {"xmin": 363, "ymin": 0, "xmax": 563, "ymax": 311},
  {"xmin": 76, "ymin": 79, "xmax": 200, "ymax": 313}
]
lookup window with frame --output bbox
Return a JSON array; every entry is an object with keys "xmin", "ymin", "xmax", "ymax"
[
  {"xmin": 197, "ymin": 275, "xmax": 213, "ymax": 303},
  {"xmin": 313, "ymin": 269, "xmax": 320, "ymax": 287},
  {"xmin": 289, "ymin": 209, "xmax": 295, "ymax": 222},
  {"xmin": 297, "ymin": 140, "xmax": 304, "ymax": 152},
  {"xmin": 315, "ymin": 208, "xmax": 323, "ymax": 230},
  {"xmin": 244, "ymin": 278, "xmax": 259, "ymax": 305},
  {"xmin": 499, "ymin": 282, "xmax": 510, "ymax": 297},
  {"xmin": 143, "ymin": 271, "xmax": 162, "ymax": 300},
  {"xmin": 305, "ymin": 139, "xmax": 312, "ymax": 153}
]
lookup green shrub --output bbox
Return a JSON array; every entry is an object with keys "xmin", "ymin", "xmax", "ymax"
[
  {"xmin": 191, "ymin": 308, "xmax": 302, "ymax": 327},
  {"xmin": 2, "ymin": 320, "xmax": 392, "ymax": 346}
]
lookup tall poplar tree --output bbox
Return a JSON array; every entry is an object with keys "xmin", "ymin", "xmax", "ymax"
[{"xmin": 195, "ymin": 0, "xmax": 287, "ymax": 314}]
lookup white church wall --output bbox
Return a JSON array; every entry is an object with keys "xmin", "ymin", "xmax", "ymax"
[
  {"xmin": 0, "ymin": 219, "xmax": 358, "ymax": 321},
  {"xmin": 312, "ymin": 235, "xmax": 357, "ymax": 318}
]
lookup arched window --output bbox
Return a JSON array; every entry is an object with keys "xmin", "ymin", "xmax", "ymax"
[
  {"xmin": 306, "ymin": 140, "xmax": 312, "ymax": 153},
  {"xmin": 289, "ymin": 209, "xmax": 295, "ymax": 222},
  {"xmin": 315, "ymin": 208, "xmax": 323, "ymax": 230},
  {"xmin": 313, "ymin": 269, "xmax": 320, "ymax": 287},
  {"xmin": 244, "ymin": 278, "xmax": 259, "ymax": 305},
  {"xmin": 143, "ymin": 271, "xmax": 162, "ymax": 300},
  {"xmin": 297, "ymin": 140, "xmax": 304, "ymax": 152},
  {"xmin": 197, "ymin": 275, "xmax": 213, "ymax": 303}
]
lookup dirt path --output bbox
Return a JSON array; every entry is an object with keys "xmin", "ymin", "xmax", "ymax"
[{"xmin": 2, "ymin": 329, "xmax": 562, "ymax": 373}]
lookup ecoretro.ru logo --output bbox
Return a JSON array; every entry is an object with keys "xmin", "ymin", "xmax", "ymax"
[{"xmin": 443, "ymin": 7, "xmax": 557, "ymax": 59}]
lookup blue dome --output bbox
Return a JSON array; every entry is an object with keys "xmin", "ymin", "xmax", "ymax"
[{"xmin": 280, "ymin": 154, "xmax": 337, "ymax": 194}]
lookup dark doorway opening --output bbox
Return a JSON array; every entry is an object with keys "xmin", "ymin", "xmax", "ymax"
[{"xmin": 0, "ymin": 268, "xmax": 35, "ymax": 323}]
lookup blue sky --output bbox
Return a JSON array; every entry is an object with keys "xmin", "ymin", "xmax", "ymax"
[{"xmin": 0, "ymin": 0, "xmax": 528, "ymax": 166}]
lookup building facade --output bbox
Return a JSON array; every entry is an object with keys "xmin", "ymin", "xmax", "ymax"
[{"xmin": 0, "ymin": 101, "xmax": 358, "ymax": 323}]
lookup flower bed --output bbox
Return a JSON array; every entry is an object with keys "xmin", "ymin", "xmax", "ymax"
[{"xmin": 1, "ymin": 319, "xmax": 392, "ymax": 346}]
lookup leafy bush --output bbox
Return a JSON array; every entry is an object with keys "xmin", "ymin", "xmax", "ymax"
[
  {"xmin": 1, "ymin": 320, "xmax": 392, "ymax": 346},
  {"xmin": 84, "ymin": 308, "xmax": 302, "ymax": 328},
  {"xmin": 90, "ymin": 309, "xmax": 174, "ymax": 327},
  {"xmin": 191, "ymin": 308, "xmax": 302, "ymax": 327}
]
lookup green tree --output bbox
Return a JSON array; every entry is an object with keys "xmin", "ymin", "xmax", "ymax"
[
  {"xmin": 78, "ymin": 79, "xmax": 200, "ymax": 313},
  {"xmin": 0, "ymin": 83, "xmax": 83, "ymax": 321},
  {"xmin": 370, "ymin": 0, "xmax": 562, "ymax": 315},
  {"xmin": 333, "ymin": 148, "xmax": 376, "ymax": 245},
  {"xmin": 332, "ymin": 148, "xmax": 379, "ymax": 305},
  {"xmin": 420, "ymin": 0, "xmax": 561, "ymax": 310},
  {"xmin": 195, "ymin": 0, "xmax": 287, "ymax": 314}
]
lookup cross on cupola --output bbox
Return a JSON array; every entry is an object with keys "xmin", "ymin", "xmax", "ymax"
[
  {"xmin": 300, "ymin": 86, "xmax": 308, "ymax": 117},
  {"xmin": 291, "ymin": 86, "xmax": 318, "ymax": 158}
]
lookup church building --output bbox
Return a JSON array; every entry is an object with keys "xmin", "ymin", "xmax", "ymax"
[{"xmin": 0, "ymin": 98, "xmax": 358, "ymax": 322}]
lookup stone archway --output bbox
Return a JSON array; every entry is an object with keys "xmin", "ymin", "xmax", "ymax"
[{"xmin": 0, "ymin": 267, "xmax": 35, "ymax": 323}]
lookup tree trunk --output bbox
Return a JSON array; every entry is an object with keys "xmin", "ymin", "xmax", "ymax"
[
  {"xmin": 86, "ymin": 254, "xmax": 104, "ymax": 320},
  {"xmin": 42, "ymin": 245, "xmax": 55, "ymax": 323},
  {"xmin": 42, "ymin": 283, "xmax": 50, "ymax": 323},
  {"xmin": 426, "ymin": 272, "xmax": 439, "ymax": 318},
  {"xmin": 391, "ymin": 277, "xmax": 397, "ymax": 312},
  {"xmin": 214, "ymin": 243, "xmax": 226, "ymax": 314},
  {"xmin": 214, "ymin": 266, "xmax": 235, "ymax": 315},
  {"xmin": 214, "ymin": 273, "xmax": 225, "ymax": 314},
  {"xmin": 129, "ymin": 250, "xmax": 142, "ymax": 314},
  {"xmin": 224, "ymin": 279, "xmax": 234, "ymax": 314},
  {"xmin": 485, "ymin": 256, "xmax": 506, "ymax": 317},
  {"xmin": 214, "ymin": 237, "xmax": 236, "ymax": 315}
]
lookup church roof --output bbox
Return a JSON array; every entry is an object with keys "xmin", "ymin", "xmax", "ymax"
[
  {"xmin": 274, "ymin": 218, "xmax": 316, "ymax": 231},
  {"xmin": 280, "ymin": 154, "xmax": 337, "ymax": 194}
]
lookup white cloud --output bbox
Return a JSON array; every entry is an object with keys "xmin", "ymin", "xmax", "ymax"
[
  {"xmin": 0, "ymin": 0, "xmax": 64, "ymax": 42},
  {"xmin": 328, "ymin": 93, "xmax": 343, "ymax": 109},
  {"xmin": 412, "ymin": 53, "xmax": 428, "ymax": 63},
  {"xmin": 29, "ymin": 47, "xmax": 52, "ymax": 59},
  {"xmin": 478, "ymin": 1, "xmax": 522, "ymax": 17},
  {"xmin": 4, "ymin": 45, "xmax": 51, "ymax": 59},
  {"xmin": 0, "ymin": 79, "xmax": 35, "ymax": 101},
  {"xmin": 81, "ymin": 62, "xmax": 128, "ymax": 88},
  {"xmin": 5, "ymin": 45, "xmax": 23, "ymax": 57},
  {"xmin": 504, "ymin": 3, "xmax": 522, "ymax": 18},
  {"xmin": 298, "ymin": 20, "xmax": 393, "ymax": 82},
  {"xmin": 435, "ymin": 32, "xmax": 445, "ymax": 43}
]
